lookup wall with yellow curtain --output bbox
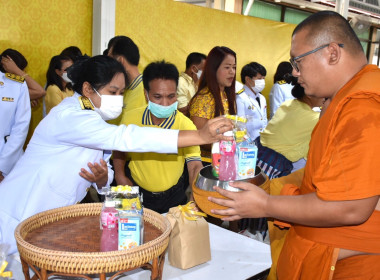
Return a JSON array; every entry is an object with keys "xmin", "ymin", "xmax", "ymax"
[
  {"xmin": 115, "ymin": 0, "xmax": 296, "ymax": 102},
  {"xmin": 0, "ymin": 0, "xmax": 92, "ymax": 144}
]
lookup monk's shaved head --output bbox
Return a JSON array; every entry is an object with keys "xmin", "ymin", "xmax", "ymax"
[{"xmin": 293, "ymin": 11, "xmax": 364, "ymax": 55}]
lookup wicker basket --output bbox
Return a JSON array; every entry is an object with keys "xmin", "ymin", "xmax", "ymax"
[{"xmin": 14, "ymin": 203, "xmax": 171, "ymax": 275}]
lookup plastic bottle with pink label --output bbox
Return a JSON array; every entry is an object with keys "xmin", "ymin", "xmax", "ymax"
[
  {"xmin": 100, "ymin": 200, "xmax": 119, "ymax": 252},
  {"xmin": 218, "ymin": 131, "xmax": 237, "ymax": 181}
]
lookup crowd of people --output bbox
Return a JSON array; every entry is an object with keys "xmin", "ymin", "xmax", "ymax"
[{"xmin": 0, "ymin": 10, "xmax": 379, "ymax": 279}]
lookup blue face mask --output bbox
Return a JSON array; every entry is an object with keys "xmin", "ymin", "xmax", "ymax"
[{"xmin": 148, "ymin": 100, "xmax": 178, "ymax": 118}]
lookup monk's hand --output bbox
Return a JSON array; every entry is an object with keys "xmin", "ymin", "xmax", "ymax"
[
  {"xmin": 208, "ymin": 181, "xmax": 269, "ymax": 221},
  {"xmin": 199, "ymin": 116, "xmax": 234, "ymax": 144},
  {"xmin": 0, "ymin": 171, "xmax": 4, "ymax": 183},
  {"xmin": 79, "ymin": 159, "xmax": 108, "ymax": 188}
]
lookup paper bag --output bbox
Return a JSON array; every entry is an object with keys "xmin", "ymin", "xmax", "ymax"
[{"xmin": 166, "ymin": 202, "xmax": 211, "ymax": 269}]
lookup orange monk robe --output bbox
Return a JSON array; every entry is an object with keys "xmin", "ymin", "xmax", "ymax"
[
  {"xmin": 267, "ymin": 168, "xmax": 304, "ymax": 280},
  {"xmin": 277, "ymin": 65, "xmax": 380, "ymax": 280}
]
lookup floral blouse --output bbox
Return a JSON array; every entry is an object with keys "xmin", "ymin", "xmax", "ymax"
[{"xmin": 189, "ymin": 88, "xmax": 229, "ymax": 119}]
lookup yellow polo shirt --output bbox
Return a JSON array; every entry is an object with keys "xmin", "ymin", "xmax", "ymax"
[
  {"xmin": 121, "ymin": 106, "xmax": 201, "ymax": 192},
  {"xmin": 177, "ymin": 72, "xmax": 196, "ymax": 109},
  {"xmin": 108, "ymin": 74, "xmax": 146, "ymax": 125}
]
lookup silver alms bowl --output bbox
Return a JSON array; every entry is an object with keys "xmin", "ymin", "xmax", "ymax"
[{"xmin": 194, "ymin": 165, "xmax": 267, "ymax": 192}]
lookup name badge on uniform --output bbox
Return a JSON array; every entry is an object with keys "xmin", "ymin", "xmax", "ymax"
[{"xmin": 2, "ymin": 97, "xmax": 14, "ymax": 102}]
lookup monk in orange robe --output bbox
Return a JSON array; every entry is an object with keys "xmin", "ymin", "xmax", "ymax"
[{"xmin": 209, "ymin": 11, "xmax": 380, "ymax": 279}]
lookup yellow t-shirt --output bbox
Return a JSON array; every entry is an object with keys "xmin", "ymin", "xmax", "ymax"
[
  {"xmin": 108, "ymin": 74, "xmax": 146, "ymax": 125},
  {"xmin": 121, "ymin": 106, "xmax": 201, "ymax": 192},
  {"xmin": 45, "ymin": 85, "xmax": 74, "ymax": 114},
  {"xmin": 260, "ymin": 99, "xmax": 320, "ymax": 162},
  {"xmin": 189, "ymin": 88, "xmax": 229, "ymax": 119}
]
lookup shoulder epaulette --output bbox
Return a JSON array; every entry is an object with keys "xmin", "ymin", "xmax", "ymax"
[
  {"xmin": 236, "ymin": 88, "xmax": 245, "ymax": 95},
  {"xmin": 5, "ymin": 73, "xmax": 25, "ymax": 83},
  {"xmin": 78, "ymin": 96, "xmax": 94, "ymax": 110},
  {"xmin": 277, "ymin": 80, "xmax": 286, "ymax": 85}
]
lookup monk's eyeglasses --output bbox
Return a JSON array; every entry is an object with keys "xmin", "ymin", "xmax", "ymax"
[{"xmin": 290, "ymin": 43, "xmax": 344, "ymax": 72}]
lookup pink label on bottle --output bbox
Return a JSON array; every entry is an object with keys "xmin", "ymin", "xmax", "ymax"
[
  {"xmin": 101, "ymin": 211, "xmax": 118, "ymax": 229},
  {"xmin": 220, "ymin": 140, "xmax": 236, "ymax": 155}
]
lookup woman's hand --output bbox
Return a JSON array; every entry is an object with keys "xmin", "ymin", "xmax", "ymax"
[
  {"xmin": 31, "ymin": 99, "xmax": 39, "ymax": 108},
  {"xmin": 1, "ymin": 55, "xmax": 23, "ymax": 76},
  {"xmin": 177, "ymin": 116, "xmax": 234, "ymax": 148},
  {"xmin": 198, "ymin": 116, "xmax": 234, "ymax": 144},
  {"xmin": 79, "ymin": 159, "xmax": 108, "ymax": 188}
]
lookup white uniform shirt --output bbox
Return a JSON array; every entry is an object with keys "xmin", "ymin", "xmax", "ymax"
[
  {"xmin": 0, "ymin": 72, "xmax": 31, "ymax": 176},
  {"xmin": 236, "ymin": 85, "xmax": 267, "ymax": 140},
  {"xmin": 0, "ymin": 93, "xmax": 179, "ymax": 254},
  {"xmin": 269, "ymin": 81, "xmax": 294, "ymax": 119}
]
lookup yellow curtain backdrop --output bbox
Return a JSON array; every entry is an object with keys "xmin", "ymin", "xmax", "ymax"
[
  {"xmin": 1, "ymin": 0, "xmax": 297, "ymax": 142},
  {"xmin": 115, "ymin": 0, "xmax": 296, "ymax": 102},
  {"xmin": 0, "ymin": 0, "xmax": 92, "ymax": 144}
]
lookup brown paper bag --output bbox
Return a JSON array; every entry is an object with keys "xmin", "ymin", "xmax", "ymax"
[{"xmin": 166, "ymin": 202, "xmax": 211, "ymax": 269}]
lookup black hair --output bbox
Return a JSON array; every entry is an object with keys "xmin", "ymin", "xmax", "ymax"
[
  {"xmin": 191, "ymin": 46, "xmax": 237, "ymax": 117},
  {"xmin": 0, "ymin": 49, "xmax": 28, "ymax": 72},
  {"xmin": 142, "ymin": 60, "xmax": 179, "ymax": 92},
  {"xmin": 110, "ymin": 36, "xmax": 140, "ymax": 66},
  {"xmin": 46, "ymin": 55, "xmax": 73, "ymax": 91},
  {"xmin": 185, "ymin": 52, "xmax": 207, "ymax": 69},
  {"xmin": 68, "ymin": 55, "xmax": 127, "ymax": 95},
  {"xmin": 290, "ymin": 78, "xmax": 305, "ymax": 100},
  {"xmin": 240, "ymin": 62, "xmax": 266, "ymax": 84},
  {"xmin": 273, "ymin": 61, "xmax": 293, "ymax": 83},
  {"xmin": 107, "ymin": 36, "xmax": 125, "ymax": 50},
  {"xmin": 60, "ymin": 46, "xmax": 83, "ymax": 62}
]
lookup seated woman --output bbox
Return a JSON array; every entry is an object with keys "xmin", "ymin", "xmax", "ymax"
[
  {"xmin": 44, "ymin": 54, "xmax": 74, "ymax": 115},
  {"xmin": 0, "ymin": 55, "xmax": 233, "ymax": 255},
  {"xmin": 256, "ymin": 80, "xmax": 324, "ymax": 179}
]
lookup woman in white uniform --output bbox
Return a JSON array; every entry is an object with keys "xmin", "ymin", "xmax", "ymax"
[
  {"xmin": 268, "ymin": 61, "xmax": 294, "ymax": 119},
  {"xmin": 0, "ymin": 55, "xmax": 233, "ymax": 254},
  {"xmin": 236, "ymin": 62, "xmax": 267, "ymax": 141}
]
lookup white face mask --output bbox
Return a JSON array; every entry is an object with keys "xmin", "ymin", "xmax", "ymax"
[
  {"xmin": 193, "ymin": 66, "xmax": 202, "ymax": 80},
  {"xmin": 62, "ymin": 72, "xmax": 72, "ymax": 83},
  {"xmin": 196, "ymin": 69, "xmax": 202, "ymax": 80},
  {"xmin": 91, "ymin": 88, "xmax": 123, "ymax": 120},
  {"xmin": 252, "ymin": 78, "xmax": 265, "ymax": 94}
]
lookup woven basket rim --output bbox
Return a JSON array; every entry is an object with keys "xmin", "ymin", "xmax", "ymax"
[{"xmin": 14, "ymin": 203, "xmax": 171, "ymax": 273}]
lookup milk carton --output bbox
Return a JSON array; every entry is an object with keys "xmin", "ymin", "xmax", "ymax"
[
  {"xmin": 118, "ymin": 215, "xmax": 142, "ymax": 250},
  {"xmin": 237, "ymin": 141, "xmax": 258, "ymax": 179}
]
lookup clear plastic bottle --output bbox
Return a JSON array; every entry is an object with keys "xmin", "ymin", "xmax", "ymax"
[
  {"xmin": 100, "ymin": 200, "xmax": 119, "ymax": 252},
  {"xmin": 211, "ymin": 142, "xmax": 221, "ymax": 178},
  {"xmin": 219, "ymin": 131, "xmax": 237, "ymax": 181}
]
